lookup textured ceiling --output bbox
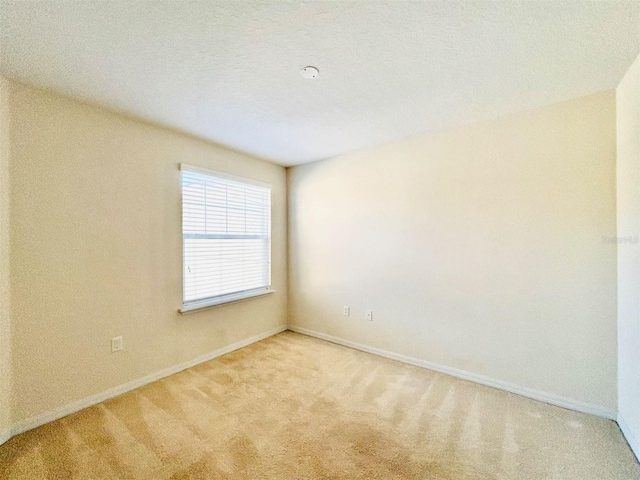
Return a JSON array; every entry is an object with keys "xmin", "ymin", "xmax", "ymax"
[{"xmin": 1, "ymin": 1, "xmax": 639, "ymax": 166}]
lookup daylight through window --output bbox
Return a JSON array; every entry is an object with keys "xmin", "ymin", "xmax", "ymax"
[{"xmin": 180, "ymin": 164, "xmax": 271, "ymax": 311}]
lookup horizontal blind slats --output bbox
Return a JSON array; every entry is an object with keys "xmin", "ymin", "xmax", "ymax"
[{"xmin": 181, "ymin": 169, "xmax": 271, "ymax": 305}]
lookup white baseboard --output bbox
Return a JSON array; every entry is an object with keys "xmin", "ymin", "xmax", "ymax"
[
  {"xmin": 617, "ymin": 413, "xmax": 640, "ymax": 462},
  {"xmin": 7, "ymin": 325, "xmax": 287, "ymax": 440},
  {"xmin": 1, "ymin": 323, "xmax": 622, "ymax": 450},
  {"xmin": 0, "ymin": 427, "xmax": 11, "ymax": 446},
  {"xmin": 287, "ymin": 325, "xmax": 617, "ymax": 421}
]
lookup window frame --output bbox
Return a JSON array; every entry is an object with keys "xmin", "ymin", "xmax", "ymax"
[{"xmin": 178, "ymin": 163, "xmax": 274, "ymax": 314}]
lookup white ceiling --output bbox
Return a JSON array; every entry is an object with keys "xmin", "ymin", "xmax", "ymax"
[{"xmin": 1, "ymin": 1, "xmax": 639, "ymax": 166}]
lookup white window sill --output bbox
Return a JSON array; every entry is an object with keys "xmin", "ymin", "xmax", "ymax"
[{"xmin": 179, "ymin": 288, "xmax": 276, "ymax": 314}]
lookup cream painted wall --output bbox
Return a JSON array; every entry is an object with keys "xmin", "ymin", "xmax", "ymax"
[
  {"xmin": 288, "ymin": 90, "xmax": 618, "ymax": 410},
  {"xmin": 0, "ymin": 78, "xmax": 12, "ymax": 436},
  {"xmin": 617, "ymin": 54, "xmax": 640, "ymax": 458},
  {"xmin": 8, "ymin": 81, "xmax": 287, "ymax": 424}
]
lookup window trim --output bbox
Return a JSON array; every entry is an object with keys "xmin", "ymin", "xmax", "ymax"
[
  {"xmin": 179, "ymin": 163, "xmax": 273, "ymax": 314},
  {"xmin": 180, "ymin": 163, "xmax": 271, "ymax": 189},
  {"xmin": 178, "ymin": 287, "xmax": 276, "ymax": 314}
]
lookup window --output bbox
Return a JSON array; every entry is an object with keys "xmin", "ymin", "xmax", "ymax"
[{"xmin": 180, "ymin": 164, "xmax": 272, "ymax": 313}]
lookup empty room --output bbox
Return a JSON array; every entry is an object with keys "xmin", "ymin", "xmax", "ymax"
[{"xmin": 1, "ymin": 1, "xmax": 639, "ymax": 478}]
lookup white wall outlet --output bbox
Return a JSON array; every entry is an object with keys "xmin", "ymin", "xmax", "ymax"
[
  {"xmin": 111, "ymin": 336, "xmax": 123, "ymax": 352},
  {"xmin": 366, "ymin": 310, "xmax": 373, "ymax": 321},
  {"xmin": 343, "ymin": 306, "xmax": 350, "ymax": 316}
]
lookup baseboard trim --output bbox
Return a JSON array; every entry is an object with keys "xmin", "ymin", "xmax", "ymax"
[
  {"xmin": 0, "ymin": 427, "xmax": 11, "ymax": 446},
  {"xmin": 287, "ymin": 325, "xmax": 617, "ymax": 420},
  {"xmin": 617, "ymin": 413, "xmax": 640, "ymax": 462},
  {"xmin": 8, "ymin": 325, "xmax": 287, "ymax": 440},
  {"xmin": 2, "ymin": 324, "xmax": 622, "ymax": 448}
]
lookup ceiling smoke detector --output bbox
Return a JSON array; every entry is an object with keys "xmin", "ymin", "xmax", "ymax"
[{"xmin": 300, "ymin": 66, "xmax": 319, "ymax": 79}]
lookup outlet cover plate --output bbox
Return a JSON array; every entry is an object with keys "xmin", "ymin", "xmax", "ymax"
[{"xmin": 111, "ymin": 336, "xmax": 123, "ymax": 352}]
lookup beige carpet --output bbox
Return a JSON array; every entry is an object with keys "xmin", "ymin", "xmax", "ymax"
[{"xmin": 0, "ymin": 331, "xmax": 638, "ymax": 479}]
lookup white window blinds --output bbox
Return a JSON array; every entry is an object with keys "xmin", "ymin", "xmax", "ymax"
[{"xmin": 181, "ymin": 164, "xmax": 271, "ymax": 310}]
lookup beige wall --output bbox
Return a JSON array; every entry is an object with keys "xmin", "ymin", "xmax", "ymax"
[
  {"xmin": 617, "ymin": 54, "xmax": 640, "ymax": 457},
  {"xmin": 288, "ymin": 90, "xmax": 618, "ymax": 410},
  {"xmin": 0, "ymin": 75, "xmax": 625, "ymax": 436},
  {"xmin": 0, "ymin": 78, "xmax": 12, "ymax": 436},
  {"xmin": 8, "ymin": 81, "xmax": 287, "ymax": 424}
]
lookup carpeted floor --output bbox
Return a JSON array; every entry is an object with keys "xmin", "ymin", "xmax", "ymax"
[{"xmin": 0, "ymin": 331, "xmax": 638, "ymax": 479}]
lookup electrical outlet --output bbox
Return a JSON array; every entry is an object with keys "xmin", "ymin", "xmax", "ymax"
[
  {"xmin": 111, "ymin": 336, "xmax": 123, "ymax": 352},
  {"xmin": 366, "ymin": 310, "xmax": 373, "ymax": 321},
  {"xmin": 343, "ymin": 306, "xmax": 350, "ymax": 316}
]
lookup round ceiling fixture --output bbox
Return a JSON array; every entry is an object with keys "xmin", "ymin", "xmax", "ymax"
[{"xmin": 300, "ymin": 66, "xmax": 319, "ymax": 79}]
